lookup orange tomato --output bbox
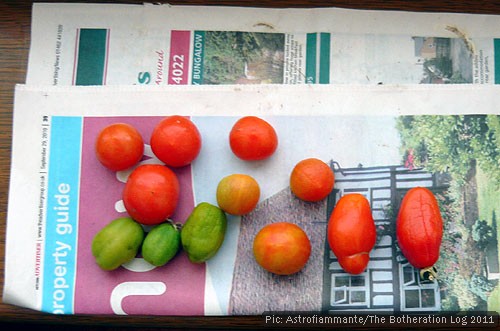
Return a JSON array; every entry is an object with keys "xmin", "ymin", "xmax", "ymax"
[
  {"xmin": 290, "ymin": 158, "xmax": 335, "ymax": 202},
  {"xmin": 253, "ymin": 222, "xmax": 311, "ymax": 275},
  {"xmin": 122, "ymin": 164, "xmax": 180, "ymax": 225},
  {"xmin": 229, "ymin": 116, "xmax": 278, "ymax": 161},
  {"xmin": 396, "ymin": 187, "xmax": 443, "ymax": 271},
  {"xmin": 216, "ymin": 174, "xmax": 260, "ymax": 215},
  {"xmin": 327, "ymin": 194, "xmax": 376, "ymax": 274},
  {"xmin": 95, "ymin": 123, "xmax": 144, "ymax": 171},
  {"xmin": 150, "ymin": 115, "xmax": 202, "ymax": 167}
]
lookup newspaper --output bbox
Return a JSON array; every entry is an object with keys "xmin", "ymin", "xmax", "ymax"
[
  {"xmin": 4, "ymin": 84, "xmax": 500, "ymax": 317},
  {"xmin": 27, "ymin": 3, "xmax": 500, "ymax": 86},
  {"xmin": 4, "ymin": 2, "xmax": 500, "ymax": 319}
]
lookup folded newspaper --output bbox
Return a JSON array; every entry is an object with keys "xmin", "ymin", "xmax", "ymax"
[
  {"xmin": 28, "ymin": 3, "xmax": 500, "ymax": 86},
  {"xmin": 4, "ymin": 84, "xmax": 500, "ymax": 316}
]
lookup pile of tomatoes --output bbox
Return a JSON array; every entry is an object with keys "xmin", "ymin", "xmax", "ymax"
[
  {"xmin": 95, "ymin": 116, "xmax": 200, "ymax": 225},
  {"xmin": 94, "ymin": 114, "xmax": 443, "ymax": 278}
]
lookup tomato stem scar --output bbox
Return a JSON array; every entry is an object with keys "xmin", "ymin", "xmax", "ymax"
[{"xmin": 420, "ymin": 266, "xmax": 438, "ymax": 281}]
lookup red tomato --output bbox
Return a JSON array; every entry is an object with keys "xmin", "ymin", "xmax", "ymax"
[
  {"xmin": 290, "ymin": 158, "xmax": 335, "ymax": 202},
  {"xmin": 150, "ymin": 115, "xmax": 202, "ymax": 167},
  {"xmin": 95, "ymin": 123, "xmax": 144, "ymax": 171},
  {"xmin": 253, "ymin": 222, "xmax": 311, "ymax": 275},
  {"xmin": 229, "ymin": 116, "xmax": 278, "ymax": 161},
  {"xmin": 327, "ymin": 194, "xmax": 376, "ymax": 274},
  {"xmin": 122, "ymin": 164, "xmax": 180, "ymax": 225},
  {"xmin": 396, "ymin": 187, "xmax": 443, "ymax": 271}
]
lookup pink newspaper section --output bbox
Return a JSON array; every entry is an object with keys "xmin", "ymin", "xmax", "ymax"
[
  {"xmin": 75, "ymin": 116, "xmax": 205, "ymax": 315},
  {"xmin": 168, "ymin": 30, "xmax": 191, "ymax": 85}
]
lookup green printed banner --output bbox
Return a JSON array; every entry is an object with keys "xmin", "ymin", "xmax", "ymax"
[
  {"xmin": 74, "ymin": 29, "xmax": 109, "ymax": 86},
  {"xmin": 306, "ymin": 33, "xmax": 317, "ymax": 84},
  {"xmin": 306, "ymin": 33, "xmax": 331, "ymax": 84},
  {"xmin": 495, "ymin": 39, "xmax": 500, "ymax": 84},
  {"xmin": 191, "ymin": 31, "xmax": 205, "ymax": 85},
  {"xmin": 319, "ymin": 33, "xmax": 331, "ymax": 84}
]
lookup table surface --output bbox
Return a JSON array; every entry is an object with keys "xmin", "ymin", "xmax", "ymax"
[{"xmin": 2, "ymin": 0, "xmax": 500, "ymax": 329}]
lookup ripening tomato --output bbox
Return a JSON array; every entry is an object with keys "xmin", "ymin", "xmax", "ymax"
[
  {"xmin": 290, "ymin": 158, "xmax": 335, "ymax": 202},
  {"xmin": 123, "ymin": 164, "xmax": 180, "ymax": 225},
  {"xmin": 396, "ymin": 187, "xmax": 443, "ymax": 278},
  {"xmin": 150, "ymin": 115, "xmax": 202, "ymax": 167},
  {"xmin": 95, "ymin": 123, "xmax": 144, "ymax": 171},
  {"xmin": 327, "ymin": 194, "xmax": 376, "ymax": 274},
  {"xmin": 229, "ymin": 116, "xmax": 278, "ymax": 161},
  {"xmin": 216, "ymin": 174, "xmax": 260, "ymax": 215},
  {"xmin": 253, "ymin": 222, "xmax": 311, "ymax": 275}
]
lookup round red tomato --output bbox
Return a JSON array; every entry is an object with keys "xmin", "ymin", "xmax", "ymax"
[
  {"xmin": 123, "ymin": 164, "xmax": 180, "ymax": 225},
  {"xmin": 253, "ymin": 222, "xmax": 311, "ymax": 275},
  {"xmin": 150, "ymin": 115, "xmax": 202, "ymax": 167},
  {"xmin": 95, "ymin": 123, "xmax": 144, "ymax": 171},
  {"xmin": 229, "ymin": 116, "xmax": 278, "ymax": 161},
  {"xmin": 290, "ymin": 158, "xmax": 335, "ymax": 202}
]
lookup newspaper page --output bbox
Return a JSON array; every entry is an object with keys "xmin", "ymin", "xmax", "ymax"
[
  {"xmin": 27, "ymin": 3, "xmax": 500, "ymax": 86},
  {"xmin": 4, "ymin": 84, "xmax": 500, "ymax": 321}
]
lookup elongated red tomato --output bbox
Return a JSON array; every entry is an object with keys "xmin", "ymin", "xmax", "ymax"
[
  {"xmin": 327, "ymin": 194, "xmax": 376, "ymax": 274},
  {"xmin": 396, "ymin": 187, "xmax": 443, "ymax": 274}
]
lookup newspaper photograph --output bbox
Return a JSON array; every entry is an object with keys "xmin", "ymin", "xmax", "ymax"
[{"xmin": 4, "ymin": 84, "xmax": 500, "ymax": 316}]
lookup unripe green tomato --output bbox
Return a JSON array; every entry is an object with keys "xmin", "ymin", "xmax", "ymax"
[
  {"xmin": 181, "ymin": 202, "xmax": 227, "ymax": 263},
  {"xmin": 142, "ymin": 222, "xmax": 181, "ymax": 266},
  {"xmin": 91, "ymin": 217, "xmax": 144, "ymax": 271}
]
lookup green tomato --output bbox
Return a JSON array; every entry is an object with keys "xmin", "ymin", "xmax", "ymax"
[
  {"xmin": 91, "ymin": 217, "xmax": 144, "ymax": 270},
  {"xmin": 142, "ymin": 222, "xmax": 181, "ymax": 266},
  {"xmin": 181, "ymin": 202, "xmax": 227, "ymax": 263}
]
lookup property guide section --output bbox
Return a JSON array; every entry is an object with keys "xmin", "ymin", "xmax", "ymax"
[{"xmin": 42, "ymin": 116, "xmax": 82, "ymax": 313}]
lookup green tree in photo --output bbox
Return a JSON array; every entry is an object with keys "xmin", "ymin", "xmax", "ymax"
[
  {"xmin": 396, "ymin": 115, "xmax": 500, "ymax": 185},
  {"xmin": 469, "ymin": 274, "xmax": 494, "ymax": 301},
  {"xmin": 423, "ymin": 57, "xmax": 453, "ymax": 79},
  {"xmin": 472, "ymin": 219, "xmax": 494, "ymax": 249},
  {"xmin": 202, "ymin": 31, "xmax": 285, "ymax": 84},
  {"xmin": 397, "ymin": 114, "xmax": 500, "ymax": 310}
]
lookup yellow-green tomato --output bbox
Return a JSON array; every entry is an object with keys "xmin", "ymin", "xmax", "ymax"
[
  {"xmin": 91, "ymin": 217, "xmax": 144, "ymax": 271},
  {"xmin": 142, "ymin": 222, "xmax": 181, "ymax": 266},
  {"xmin": 181, "ymin": 202, "xmax": 227, "ymax": 263}
]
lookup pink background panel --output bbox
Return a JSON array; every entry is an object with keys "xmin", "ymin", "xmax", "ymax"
[{"xmin": 75, "ymin": 116, "xmax": 205, "ymax": 315}]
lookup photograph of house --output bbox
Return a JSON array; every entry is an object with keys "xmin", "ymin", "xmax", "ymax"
[
  {"xmin": 322, "ymin": 164, "xmax": 448, "ymax": 312},
  {"xmin": 228, "ymin": 114, "xmax": 500, "ymax": 314},
  {"xmin": 413, "ymin": 36, "xmax": 473, "ymax": 83},
  {"xmin": 230, "ymin": 161, "xmax": 498, "ymax": 315},
  {"xmin": 228, "ymin": 162, "xmax": 449, "ymax": 314}
]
